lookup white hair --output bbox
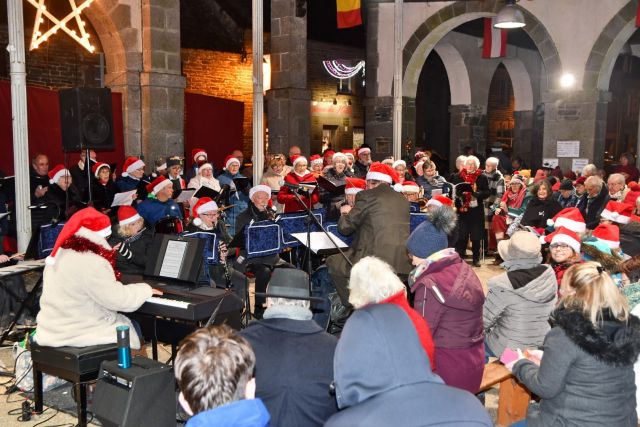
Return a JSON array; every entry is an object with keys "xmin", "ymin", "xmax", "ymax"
[
  {"xmin": 582, "ymin": 164, "xmax": 597, "ymax": 177},
  {"xmin": 485, "ymin": 157, "xmax": 499, "ymax": 166},
  {"xmin": 607, "ymin": 173, "xmax": 625, "ymax": 186},
  {"xmin": 585, "ymin": 175, "xmax": 604, "ymax": 191},
  {"xmin": 266, "ymin": 297, "xmax": 310, "ymax": 309},
  {"xmin": 348, "ymin": 256, "xmax": 405, "ymax": 309},
  {"xmin": 455, "ymin": 155, "xmax": 468, "ymax": 166},
  {"xmin": 466, "ymin": 155, "xmax": 480, "ymax": 168}
]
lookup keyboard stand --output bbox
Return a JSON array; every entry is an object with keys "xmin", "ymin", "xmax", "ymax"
[{"xmin": 1, "ymin": 274, "xmax": 43, "ymax": 347}]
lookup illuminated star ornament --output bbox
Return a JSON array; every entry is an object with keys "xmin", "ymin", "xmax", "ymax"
[{"xmin": 28, "ymin": 0, "xmax": 96, "ymax": 53}]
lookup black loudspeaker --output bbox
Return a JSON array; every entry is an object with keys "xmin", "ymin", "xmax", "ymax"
[
  {"xmin": 59, "ymin": 87, "xmax": 114, "ymax": 152},
  {"xmin": 92, "ymin": 357, "xmax": 175, "ymax": 427}
]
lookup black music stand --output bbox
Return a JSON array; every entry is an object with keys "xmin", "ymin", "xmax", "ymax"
[{"xmin": 0, "ymin": 271, "xmax": 42, "ymax": 348}]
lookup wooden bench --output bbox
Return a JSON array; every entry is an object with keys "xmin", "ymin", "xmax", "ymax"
[{"xmin": 478, "ymin": 362, "xmax": 531, "ymax": 427}]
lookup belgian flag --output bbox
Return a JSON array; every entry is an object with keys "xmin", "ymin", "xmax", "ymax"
[{"xmin": 337, "ymin": 0, "xmax": 362, "ymax": 29}]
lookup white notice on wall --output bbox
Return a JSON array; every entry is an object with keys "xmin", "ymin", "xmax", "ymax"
[
  {"xmin": 557, "ymin": 140, "xmax": 580, "ymax": 158},
  {"xmin": 542, "ymin": 158, "xmax": 559, "ymax": 169},
  {"xmin": 572, "ymin": 158, "xmax": 590, "ymax": 173}
]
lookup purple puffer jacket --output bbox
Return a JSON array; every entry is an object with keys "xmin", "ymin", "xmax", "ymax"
[{"xmin": 410, "ymin": 250, "xmax": 485, "ymax": 394}]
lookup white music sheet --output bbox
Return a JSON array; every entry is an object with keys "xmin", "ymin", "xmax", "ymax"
[
  {"xmin": 159, "ymin": 240, "xmax": 187, "ymax": 278},
  {"xmin": 291, "ymin": 232, "xmax": 348, "ymax": 254},
  {"xmin": 111, "ymin": 190, "xmax": 137, "ymax": 207}
]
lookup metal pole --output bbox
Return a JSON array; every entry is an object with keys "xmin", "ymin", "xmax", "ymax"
[
  {"xmin": 7, "ymin": 0, "xmax": 32, "ymax": 252},
  {"xmin": 392, "ymin": 0, "xmax": 403, "ymax": 160},
  {"xmin": 252, "ymin": 0, "xmax": 264, "ymax": 185}
]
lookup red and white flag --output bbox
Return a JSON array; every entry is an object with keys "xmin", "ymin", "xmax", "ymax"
[
  {"xmin": 482, "ymin": 17, "xmax": 506, "ymax": 58},
  {"xmin": 636, "ymin": 2, "xmax": 640, "ymax": 27}
]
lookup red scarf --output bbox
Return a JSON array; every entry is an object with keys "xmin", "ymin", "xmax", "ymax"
[
  {"xmin": 458, "ymin": 169, "xmax": 483, "ymax": 212},
  {"xmin": 60, "ymin": 235, "xmax": 122, "ymax": 281},
  {"xmin": 501, "ymin": 186, "xmax": 527, "ymax": 208},
  {"xmin": 381, "ymin": 291, "xmax": 436, "ymax": 370}
]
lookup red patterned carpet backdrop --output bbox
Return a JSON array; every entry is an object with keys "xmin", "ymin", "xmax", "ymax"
[
  {"xmin": 0, "ymin": 80, "xmax": 125, "ymax": 175},
  {"xmin": 184, "ymin": 92, "xmax": 244, "ymax": 171}
]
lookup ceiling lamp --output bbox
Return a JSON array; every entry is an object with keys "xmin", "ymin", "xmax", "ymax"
[{"xmin": 494, "ymin": 0, "xmax": 525, "ymax": 29}]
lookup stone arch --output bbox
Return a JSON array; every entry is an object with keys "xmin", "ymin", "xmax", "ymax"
[
  {"xmin": 583, "ymin": 1, "xmax": 636, "ymax": 90},
  {"xmin": 402, "ymin": 0, "xmax": 562, "ymax": 99},
  {"xmin": 501, "ymin": 58, "xmax": 534, "ymax": 111},
  {"xmin": 432, "ymin": 42, "xmax": 471, "ymax": 105}
]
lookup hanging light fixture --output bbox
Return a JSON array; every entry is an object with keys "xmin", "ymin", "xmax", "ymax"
[{"xmin": 494, "ymin": 0, "xmax": 525, "ymax": 29}]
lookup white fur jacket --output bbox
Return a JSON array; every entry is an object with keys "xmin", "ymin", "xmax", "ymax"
[{"xmin": 35, "ymin": 228, "xmax": 152, "ymax": 349}]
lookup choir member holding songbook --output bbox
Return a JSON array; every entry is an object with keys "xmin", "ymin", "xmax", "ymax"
[{"xmin": 277, "ymin": 156, "xmax": 319, "ymax": 213}]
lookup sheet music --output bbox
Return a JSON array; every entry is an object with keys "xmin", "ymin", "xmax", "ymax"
[
  {"xmin": 159, "ymin": 240, "xmax": 187, "ymax": 278},
  {"xmin": 291, "ymin": 232, "xmax": 348, "ymax": 254},
  {"xmin": 175, "ymin": 189, "xmax": 196, "ymax": 203},
  {"xmin": 111, "ymin": 190, "xmax": 137, "ymax": 207},
  {"xmin": 0, "ymin": 212, "xmax": 9, "ymax": 220}
]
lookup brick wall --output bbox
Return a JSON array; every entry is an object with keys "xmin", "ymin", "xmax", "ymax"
[
  {"xmin": 0, "ymin": 24, "xmax": 102, "ymax": 89},
  {"xmin": 181, "ymin": 47, "xmax": 254, "ymax": 157}
]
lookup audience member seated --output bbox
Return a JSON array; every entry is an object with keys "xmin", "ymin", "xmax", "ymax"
[
  {"xmin": 509, "ymin": 262, "xmax": 640, "ymax": 427},
  {"xmin": 348, "ymin": 256, "xmax": 436, "ymax": 368},
  {"xmin": 607, "ymin": 173, "xmax": 630, "ymax": 202},
  {"xmin": 277, "ymin": 155, "xmax": 319, "ymax": 213},
  {"xmin": 490, "ymin": 174, "xmax": 530, "ymax": 254},
  {"xmin": 406, "ymin": 214, "xmax": 485, "ymax": 393},
  {"xmin": 324, "ymin": 303, "xmax": 492, "ymax": 427},
  {"xmin": 239, "ymin": 269, "xmax": 337, "ymax": 427},
  {"xmin": 35, "ymin": 208, "xmax": 158, "ymax": 349},
  {"xmin": 556, "ymin": 178, "xmax": 579, "ymax": 208},
  {"xmin": 174, "ymin": 325, "xmax": 270, "ymax": 427},
  {"xmin": 187, "ymin": 162, "xmax": 221, "ymax": 193},
  {"xmin": 137, "ymin": 176, "xmax": 183, "ymax": 227},
  {"xmin": 543, "ymin": 227, "xmax": 584, "ymax": 286},
  {"xmin": 484, "ymin": 231, "xmax": 557, "ymax": 359},
  {"xmin": 108, "ymin": 206, "xmax": 153, "ymax": 276},
  {"xmin": 520, "ymin": 180, "xmax": 562, "ymax": 234},
  {"xmin": 89, "ymin": 162, "xmax": 117, "ymax": 215},
  {"xmin": 42, "ymin": 164, "xmax": 84, "ymax": 223},
  {"xmin": 578, "ymin": 176, "xmax": 609, "ymax": 229},
  {"xmin": 116, "ymin": 156, "xmax": 148, "ymax": 203},
  {"xmin": 614, "ymin": 152, "xmax": 640, "ymax": 183}
]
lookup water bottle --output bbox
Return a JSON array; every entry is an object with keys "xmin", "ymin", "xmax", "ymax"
[{"xmin": 116, "ymin": 325, "xmax": 131, "ymax": 369}]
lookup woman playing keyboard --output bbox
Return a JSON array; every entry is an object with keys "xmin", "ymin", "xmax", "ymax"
[{"xmin": 35, "ymin": 208, "xmax": 162, "ymax": 351}]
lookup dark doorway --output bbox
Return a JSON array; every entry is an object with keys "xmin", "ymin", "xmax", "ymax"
[
  {"xmin": 415, "ymin": 51, "xmax": 451, "ymax": 175},
  {"xmin": 487, "ymin": 64, "xmax": 515, "ymax": 154}
]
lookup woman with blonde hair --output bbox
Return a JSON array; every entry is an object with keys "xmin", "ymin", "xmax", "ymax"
[
  {"xmin": 509, "ymin": 262, "xmax": 640, "ymax": 427},
  {"xmin": 186, "ymin": 162, "xmax": 221, "ymax": 192}
]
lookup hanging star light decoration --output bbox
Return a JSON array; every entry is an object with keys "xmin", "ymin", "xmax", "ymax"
[{"xmin": 27, "ymin": 0, "xmax": 96, "ymax": 53}]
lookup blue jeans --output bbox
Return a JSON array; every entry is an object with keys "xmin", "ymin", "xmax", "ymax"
[{"xmin": 510, "ymin": 419, "xmax": 527, "ymax": 427}]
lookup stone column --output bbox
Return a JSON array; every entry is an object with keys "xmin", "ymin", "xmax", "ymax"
[
  {"xmin": 542, "ymin": 89, "xmax": 610, "ymax": 171},
  {"xmin": 140, "ymin": 0, "xmax": 185, "ymax": 165},
  {"xmin": 513, "ymin": 110, "xmax": 534, "ymax": 163},
  {"xmin": 266, "ymin": 0, "xmax": 311, "ymax": 155},
  {"xmin": 448, "ymin": 104, "xmax": 486, "ymax": 171}
]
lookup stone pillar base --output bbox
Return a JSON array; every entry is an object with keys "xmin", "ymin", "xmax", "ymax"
[{"xmin": 266, "ymin": 87, "xmax": 311, "ymax": 155}]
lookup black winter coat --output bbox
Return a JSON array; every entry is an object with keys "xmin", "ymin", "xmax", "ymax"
[
  {"xmin": 108, "ymin": 228, "xmax": 154, "ymax": 275},
  {"xmin": 520, "ymin": 196, "xmax": 562, "ymax": 229},
  {"xmin": 578, "ymin": 185, "xmax": 609, "ymax": 229}
]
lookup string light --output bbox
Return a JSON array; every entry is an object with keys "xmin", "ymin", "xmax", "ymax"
[
  {"xmin": 322, "ymin": 60, "xmax": 365, "ymax": 79},
  {"xmin": 28, "ymin": 0, "xmax": 96, "ymax": 53}
]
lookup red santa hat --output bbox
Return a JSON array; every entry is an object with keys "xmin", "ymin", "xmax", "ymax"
[
  {"xmin": 631, "ymin": 214, "xmax": 640, "ymax": 223},
  {"xmin": 547, "ymin": 207, "xmax": 586, "ymax": 233},
  {"xmin": 249, "ymin": 184, "xmax": 272, "ymax": 200},
  {"xmin": 623, "ymin": 190, "xmax": 640, "ymax": 206},
  {"xmin": 224, "ymin": 155, "xmax": 241, "ymax": 170},
  {"xmin": 592, "ymin": 223, "xmax": 620, "ymax": 249},
  {"xmin": 366, "ymin": 162, "xmax": 399, "ymax": 184},
  {"xmin": 574, "ymin": 176, "xmax": 587, "ymax": 186},
  {"xmin": 48, "ymin": 164, "xmax": 69, "ymax": 185},
  {"xmin": 600, "ymin": 200, "xmax": 634, "ymax": 224},
  {"xmin": 46, "ymin": 207, "xmax": 112, "ymax": 265},
  {"xmin": 341, "ymin": 149, "xmax": 355, "ymax": 159},
  {"xmin": 291, "ymin": 155, "xmax": 308, "ymax": 167},
  {"xmin": 121, "ymin": 156, "xmax": 145, "ymax": 177},
  {"xmin": 91, "ymin": 162, "xmax": 110, "ymax": 178},
  {"xmin": 117, "ymin": 206, "xmax": 141, "ymax": 226},
  {"xmin": 542, "ymin": 227, "xmax": 581, "ymax": 253},
  {"xmin": 414, "ymin": 159, "xmax": 426, "ymax": 172},
  {"xmin": 392, "ymin": 159, "xmax": 406, "ymax": 169},
  {"xmin": 356, "ymin": 146, "xmax": 371, "ymax": 157},
  {"xmin": 192, "ymin": 197, "xmax": 218, "ymax": 227},
  {"xmin": 309, "ymin": 154, "xmax": 324, "ymax": 166},
  {"xmin": 192, "ymin": 148, "xmax": 208, "ymax": 162},
  {"xmin": 426, "ymin": 195, "xmax": 454, "ymax": 208},
  {"xmin": 401, "ymin": 181, "xmax": 420, "ymax": 194},
  {"xmin": 198, "ymin": 163, "xmax": 213, "ymax": 173},
  {"xmin": 146, "ymin": 176, "xmax": 173, "ymax": 195},
  {"xmin": 345, "ymin": 177, "xmax": 366, "ymax": 195},
  {"xmin": 323, "ymin": 150, "xmax": 336, "ymax": 159}
]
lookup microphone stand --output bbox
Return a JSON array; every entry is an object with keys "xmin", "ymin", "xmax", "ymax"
[{"xmin": 288, "ymin": 187, "xmax": 353, "ymax": 295}]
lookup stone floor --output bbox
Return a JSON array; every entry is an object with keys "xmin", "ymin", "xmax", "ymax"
[{"xmin": 0, "ymin": 257, "xmax": 504, "ymax": 426}]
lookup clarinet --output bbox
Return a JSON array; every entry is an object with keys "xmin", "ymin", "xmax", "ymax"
[{"xmin": 218, "ymin": 240, "xmax": 232, "ymax": 289}]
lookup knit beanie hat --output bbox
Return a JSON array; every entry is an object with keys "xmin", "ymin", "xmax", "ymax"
[{"xmin": 406, "ymin": 220, "xmax": 447, "ymax": 259}]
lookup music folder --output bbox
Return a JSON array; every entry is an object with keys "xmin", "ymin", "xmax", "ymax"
[
  {"xmin": 232, "ymin": 177, "xmax": 251, "ymax": 193},
  {"xmin": 291, "ymin": 231, "xmax": 348, "ymax": 256},
  {"xmin": 316, "ymin": 176, "xmax": 345, "ymax": 195},
  {"xmin": 193, "ymin": 185, "xmax": 220, "ymax": 200},
  {"xmin": 143, "ymin": 234, "xmax": 205, "ymax": 286}
]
